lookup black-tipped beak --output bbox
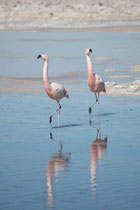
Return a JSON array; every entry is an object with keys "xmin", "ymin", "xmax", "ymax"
[
  {"xmin": 89, "ymin": 49, "xmax": 92, "ymax": 53},
  {"xmin": 37, "ymin": 54, "xmax": 41, "ymax": 59}
]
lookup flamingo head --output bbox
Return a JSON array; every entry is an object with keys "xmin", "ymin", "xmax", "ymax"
[
  {"xmin": 85, "ymin": 48, "xmax": 92, "ymax": 55},
  {"xmin": 37, "ymin": 54, "xmax": 48, "ymax": 61}
]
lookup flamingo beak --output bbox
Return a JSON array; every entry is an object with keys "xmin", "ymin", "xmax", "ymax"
[
  {"xmin": 37, "ymin": 54, "xmax": 41, "ymax": 59},
  {"xmin": 89, "ymin": 49, "xmax": 92, "ymax": 53}
]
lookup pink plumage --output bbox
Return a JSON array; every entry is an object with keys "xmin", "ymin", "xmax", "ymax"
[
  {"xmin": 37, "ymin": 54, "xmax": 69, "ymax": 126},
  {"xmin": 85, "ymin": 48, "xmax": 106, "ymax": 114}
]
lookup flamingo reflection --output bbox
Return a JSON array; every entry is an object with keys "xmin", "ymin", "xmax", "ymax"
[
  {"xmin": 90, "ymin": 120, "xmax": 108, "ymax": 192},
  {"xmin": 47, "ymin": 130, "xmax": 71, "ymax": 208}
]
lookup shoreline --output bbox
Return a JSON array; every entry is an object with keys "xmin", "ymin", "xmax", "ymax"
[
  {"xmin": 0, "ymin": 77, "xmax": 140, "ymax": 97},
  {"xmin": 0, "ymin": 20, "xmax": 140, "ymax": 32},
  {"xmin": 0, "ymin": 0, "xmax": 140, "ymax": 32}
]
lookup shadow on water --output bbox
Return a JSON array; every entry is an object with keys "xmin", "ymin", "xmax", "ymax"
[
  {"xmin": 89, "ymin": 118, "xmax": 108, "ymax": 192},
  {"xmin": 90, "ymin": 112, "xmax": 115, "ymax": 118},
  {"xmin": 52, "ymin": 123, "xmax": 84, "ymax": 129},
  {"xmin": 100, "ymin": 112, "xmax": 115, "ymax": 116},
  {"xmin": 46, "ymin": 128, "xmax": 71, "ymax": 209}
]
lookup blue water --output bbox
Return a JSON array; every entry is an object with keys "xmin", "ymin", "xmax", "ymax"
[
  {"xmin": 0, "ymin": 32, "xmax": 140, "ymax": 81},
  {"xmin": 0, "ymin": 32, "xmax": 140, "ymax": 210}
]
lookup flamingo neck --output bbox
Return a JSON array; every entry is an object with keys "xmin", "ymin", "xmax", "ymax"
[
  {"xmin": 86, "ymin": 55, "xmax": 95, "ymax": 81},
  {"xmin": 86, "ymin": 55, "xmax": 94, "ymax": 75},
  {"xmin": 43, "ymin": 60, "xmax": 50, "ymax": 91}
]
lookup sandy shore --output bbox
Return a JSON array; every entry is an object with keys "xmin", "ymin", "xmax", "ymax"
[
  {"xmin": 0, "ymin": 0, "xmax": 140, "ymax": 31},
  {"xmin": 1, "ymin": 76, "xmax": 140, "ymax": 96}
]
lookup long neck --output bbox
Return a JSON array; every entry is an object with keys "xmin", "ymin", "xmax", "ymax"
[
  {"xmin": 86, "ymin": 55, "xmax": 94, "ymax": 76},
  {"xmin": 43, "ymin": 61, "xmax": 50, "ymax": 91},
  {"xmin": 86, "ymin": 55, "xmax": 95, "ymax": 84}
]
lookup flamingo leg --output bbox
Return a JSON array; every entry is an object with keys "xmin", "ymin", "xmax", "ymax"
[
  {"xmin": 49, "ymin": 102, "xmax": 61, "ymax": 124},
  {"xmin": 89, "ymin": 93, "xmax": 99, "ymax": 114},
  {"xmin": 97, "ymin": 93, "xmax": 100, "ymax": 116},
  {"xmin": 58, "ymin": 107, "xmax": 60, "ymax": 128},
  {"xmin": 96, "ymin": 94, "xmax": 101, "ymax": 139}
]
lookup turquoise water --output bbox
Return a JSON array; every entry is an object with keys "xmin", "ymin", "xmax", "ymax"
[{"xmin": 0, "ymin": 32, "xmax": 140, "ymax": 210}]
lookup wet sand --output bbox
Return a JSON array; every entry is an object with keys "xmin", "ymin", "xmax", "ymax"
[
  {"xmin": 0, "ymin": 76, "xmax": 140, "ymax": 96},
  {"xmin": 1, "ymin": 20, "xmax": 140, "ymax": 32}
]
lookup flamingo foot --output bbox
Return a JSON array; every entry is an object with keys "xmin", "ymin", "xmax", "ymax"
[
  {"xmin": 49, "ymin": 116, "xmax": 52, "ymax": 123},
  {"xmin": 50, "ymin": 132, "xmax": 53, "ymax": 140},
  {"xmin": 89, "ymin": 107, "xmax": 92, "ymax": 114}
]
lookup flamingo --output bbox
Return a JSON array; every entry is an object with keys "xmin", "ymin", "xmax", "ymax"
[
  {"xmin": 37, "ymin": 54, "xmax": 69, "ymax": 127},
  {"xmin": 85, "ymin": 48, "xmax": 106, "ymax": 115}
]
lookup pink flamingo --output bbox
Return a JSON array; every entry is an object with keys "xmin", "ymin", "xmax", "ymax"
[
  {"xmin": 37, "ymin": 54, "xmax": 69, "ymax": 126},
  {"xmin": 85, "ymin": 48, "xmax": 106, "ymax": 114}
]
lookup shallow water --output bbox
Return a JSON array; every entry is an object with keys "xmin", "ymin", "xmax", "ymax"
[
  {"xmin": 0, "ymin": 32, "xmax": 140, "ymax": 95},
  {"xmin": 0, "ymin": 32, "xmax": 140, "ymax": 80},
  {"xmin": 0, "ymin": 32, "xmax": 140, "ymax": 210}
]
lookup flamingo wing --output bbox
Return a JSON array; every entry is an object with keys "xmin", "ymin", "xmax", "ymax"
[
  {"xmin": 50, "ymin": 82, "xmax": 69, "ymax": 101},
  {"xmin": 89, "ymin": 74, "xmax": 105, "ymax": 93},
  {"xmin": 95, "ymin": 74, "xmax": 105, "ymax": 92}
]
